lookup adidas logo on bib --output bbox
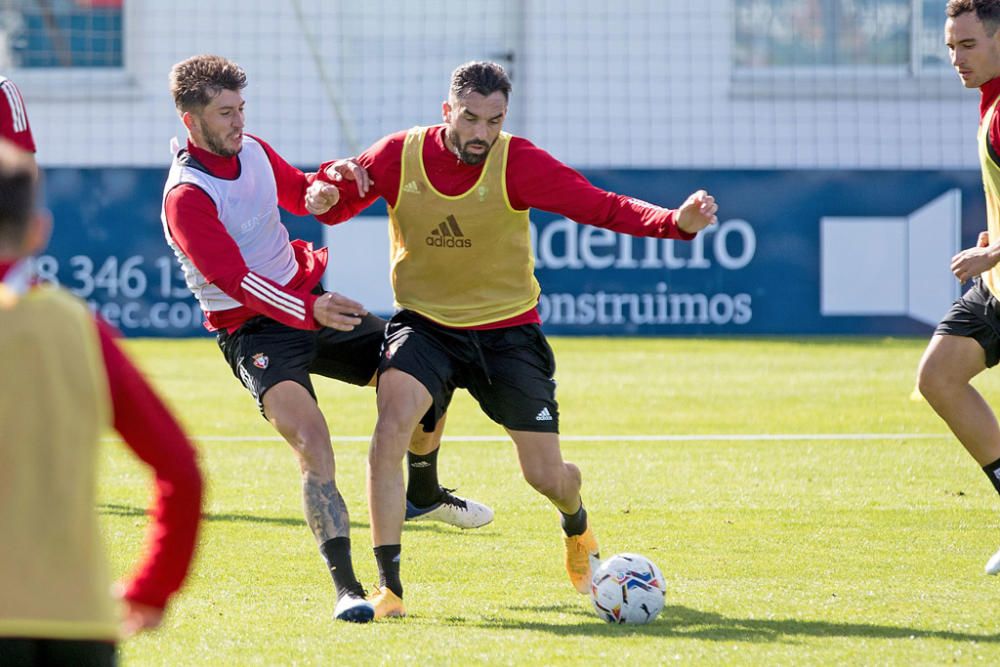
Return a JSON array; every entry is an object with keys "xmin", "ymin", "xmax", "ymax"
[
  {"xmin": 535, "ymin": 407, "xmax": 553, "ymax": 421},
  {"xmin": 426, "ymin": 214, "xmax": 472, "ymax": 248}
]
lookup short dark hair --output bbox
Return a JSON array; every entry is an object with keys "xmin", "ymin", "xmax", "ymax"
[
  {"xmin": 948, "ymin": 0, "xmax": 1000, "ymax": 35},
  {"xmin": 0, "ymin": 139, "xmax": 37, "ymax": 249},
  {"xmin": 170, "ymin": 54, "xmax": 247, "ymax": 112},
  {"xmin": 450, "ymin": 61, "xmax": 512, "ymax": 102}
]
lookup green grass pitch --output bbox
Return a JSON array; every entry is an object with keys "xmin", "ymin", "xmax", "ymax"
[{"xmin": 100, "ymin": 337, "xmax": 1000, "ymax": 665}]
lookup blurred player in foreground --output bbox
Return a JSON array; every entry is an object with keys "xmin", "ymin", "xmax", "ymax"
[
  {"xmin": 920, "ymin": 0, "xmax": 1000, "ymax": 574},
  {"xmin": 162, "ymin": 55, "xmax": 492, "ymax": 623},
  {"xmin": 0, "ymin": 137, "xmax": 204, "ymax": 665},
  {"xmin": 307, "ymin": 60, "xmax": 718, "ymax": 618}
]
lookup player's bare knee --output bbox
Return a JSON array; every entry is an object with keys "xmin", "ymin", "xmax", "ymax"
[
  {"xmin": 373, "ymin": 410, "xmax": 418, "ymax": 446},
  {"xmin": 916, "ymin": 365, "xmax": 955, "ymax": 405},
  {"xmin": 915, "ymin": 370, "xmax": 938, "ymax": 401},
  {"xmin": 370, "ymin": 420, "xmax": 411, "ymax": 469}
]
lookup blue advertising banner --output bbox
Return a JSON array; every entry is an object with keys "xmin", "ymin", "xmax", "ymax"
[
  {"xmin": 34, "ymin": 167, "xmax": 984, "ymax": 337},
  {"xmin": 528, "ymin": 170, "xmax": 981, "ymax": 335}
]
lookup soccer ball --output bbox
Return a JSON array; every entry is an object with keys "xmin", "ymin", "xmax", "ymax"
[{"xmin": 590, "ymin": 553, "xmax": 666, "ymax": 624}]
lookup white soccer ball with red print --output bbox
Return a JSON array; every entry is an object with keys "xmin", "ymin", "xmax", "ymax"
[{"xmin": 589, "ymin": 553, "xmax": 666, "ymax": 624}]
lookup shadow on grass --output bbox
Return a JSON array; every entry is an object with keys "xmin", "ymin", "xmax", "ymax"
[
  {"xmin": 97, "ymin": 503, "xmax": 496, "ymax": 535},
  {"xmin": 100, "ymin": 503, "xmax": 309, "ymax": 527},
  {"xmin": 459, "ymin": 603, "xmax": 1000, "ymax": 643}
]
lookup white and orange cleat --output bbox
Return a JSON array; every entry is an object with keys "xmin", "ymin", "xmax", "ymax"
[
  {"xmin": 564, "ymin": 526, "xmax": 600, "ymax": 594},
  {"xmin": 368, "ymin": 586, "xmax": 406, "ymax": 619}
]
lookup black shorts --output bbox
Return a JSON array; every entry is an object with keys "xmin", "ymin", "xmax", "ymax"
[
  {"xmin": 0, "ymin": 638, "xmax": 116, "ymax": 666},
  {"xmin": 217, "ymin": 313, "xmax": 386, "ymax": 415},
  {"xmin": 379, "ymin": 310, "xmax": 559, "ymax": 433},
  {"xmin": 935, "ymin": 278, "xmax": 1000, "ymax": 367}
]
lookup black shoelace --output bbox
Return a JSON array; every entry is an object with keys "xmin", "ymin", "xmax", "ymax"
[{"xmin": 438, "ymin": 487, "xmax": 468, "ymax": 509}]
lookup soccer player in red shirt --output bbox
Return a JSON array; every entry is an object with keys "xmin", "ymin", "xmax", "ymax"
[
  {"xmin": 0, "ymin": 139, "xmax": 204, "ymax": 666},
  {"xmin": 307, "ymin": 61, "xmax": 718, "ymax": 618},
  {"xmin": 0, "ymin": 75, "xmax": 37, "ymax": 180},
  {"xmin": 0, "ymin": 76, "xmax": 34, "ymax": 155},
  {"xmin": 919, "ymin": 0, "xmax": 1000, "ymax": 575},
  {"xmin": 161, "ymin": 55, "xmax": 491, "ymax": 623}
]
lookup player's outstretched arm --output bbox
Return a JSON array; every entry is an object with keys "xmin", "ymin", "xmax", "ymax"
[
  {"xmin": 97, "ymin": 321, "xmax": 203, "ymax": 635},
  {"xmin": 675, "ymin": 189, "xmax": 719, "ymax": 235}
]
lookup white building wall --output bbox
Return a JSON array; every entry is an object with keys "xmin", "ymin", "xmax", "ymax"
[{"xmin": 12, "ymin": 0, "xmax": 980, "ymax": 170}]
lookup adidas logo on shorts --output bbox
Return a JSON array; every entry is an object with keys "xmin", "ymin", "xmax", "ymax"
[{"xmin": 535, "ymin": 407, "xmax": 553, "ymax": 421}]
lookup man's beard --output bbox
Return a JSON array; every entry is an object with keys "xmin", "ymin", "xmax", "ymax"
[
  {"xmin": 447, "ymin": 129, "xmax": 493, "ymax": 165},
  {"xmin": 200, "ymin": 123, "xmax": 241, "ymax": 157}
]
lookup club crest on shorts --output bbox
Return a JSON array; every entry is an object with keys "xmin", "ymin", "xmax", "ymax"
[{"xmin": 251, "ymin": 352, "xmax": 269, "ymax": 370}]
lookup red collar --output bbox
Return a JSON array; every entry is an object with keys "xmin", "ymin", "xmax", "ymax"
[
  {"xmin": 186, "ymin": 138, "xmax": 240, "ymax": 179},
  {"xmin": 980, "ymin": 77, "xmax": 1000, "ymax": 118},
  {"xmin": 0, "ymin": 258, "xmax": 35, "ymax": 296}
]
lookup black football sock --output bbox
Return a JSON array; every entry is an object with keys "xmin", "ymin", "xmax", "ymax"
[
  {"xmin": 374, "ymin": 544, "xmax": 403, "ymax": 598},
  {"xmin": 560, "ymin": 500, "xmax": 588, "ymax": 537},
  {"xmin": 406, "ymin": 447, "xmax": 442, "ymax": 508},
  {"xmin": 983, "ymin": 457, "xmax": 1000, "ymax": 495},
  {"xmin": 319, "ymin": 537, "xmax": 363, "ymax": 599}
]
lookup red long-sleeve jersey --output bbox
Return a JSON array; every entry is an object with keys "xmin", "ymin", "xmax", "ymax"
[
  {"xmin": 0, "ymin": 77, "xmax": 35, "ymax": 152},
  {"xmin": 318, "ymin": 124, "xmax": 695, "ymax": 328},
  {"xmin": 97, "ymin": 320, "xmax": 203, "ymax": 610},
  {"xmin": 163, "ymin": 135, "xmax": 336, "ymax": 332},
  {"xmin": 320, "ymin": 125, "xmax": 693, "ymax": 236}
]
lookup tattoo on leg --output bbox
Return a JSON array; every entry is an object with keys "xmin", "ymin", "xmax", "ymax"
[{"xmin": 303, "ymin": 476, "xmax": 350, "ymax": 542}]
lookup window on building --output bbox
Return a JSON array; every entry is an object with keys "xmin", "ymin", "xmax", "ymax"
[
  {"xmin": 734, "ymin": 0, "xmax": 949, "ymax": 75},
  {"xmin": 0, "ymin": 0, "xmax": 123, "ymax": 69}
]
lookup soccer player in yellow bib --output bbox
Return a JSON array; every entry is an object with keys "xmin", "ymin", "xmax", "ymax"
[
  {"xmin": 0, "ymin": 138, "xmax": 204, "ymax": 663},
  {"xmin": 307, "ymin": 61, "xmax": 718, "ymax": 618},
  {"xmin": 920, "ymin": 0, "xmax": 1000, "ymax": 575}
]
